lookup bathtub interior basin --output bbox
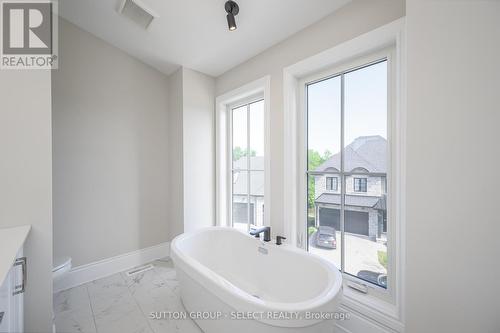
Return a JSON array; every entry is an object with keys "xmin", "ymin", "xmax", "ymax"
[{"xmin": 171, "ymin": 227, "xmax": 343, "ymax": 316}]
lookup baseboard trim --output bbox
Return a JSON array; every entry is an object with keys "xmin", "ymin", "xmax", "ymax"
[{"xmin": 53, "ymin": 242, "xmax": 170, "ymax": 293}]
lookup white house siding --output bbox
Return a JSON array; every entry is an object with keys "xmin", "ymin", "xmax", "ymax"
[
  {"xmin": 314, "ymin": 175, "xmax": 383, "ymax": 198},
  {"xmin": 314, "ymin": 175, "xmax": 340, "ymax": 199},
  {"xmin": 345, "ymin": 175, "xmax": 383, "ymax": 196}
]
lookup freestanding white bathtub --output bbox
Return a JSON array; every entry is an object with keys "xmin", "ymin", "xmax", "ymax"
[{"xmin": 171, "ymin": 227, "xmax": 343, "ymax": 333}]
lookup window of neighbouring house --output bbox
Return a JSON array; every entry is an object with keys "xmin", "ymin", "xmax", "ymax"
[
  {"xmin": 231, "ymin": 99, "xmax": 265, "ymax": 232},
  {"xmin": 326, "ymin": 177, "xmax": 338, "ymax": 191},
  {"xmin": 353, "ymin": 178, "xmax": 367, "ymax": 192},
  {"xmin": 306, "ymin": 59, "xmax": 389, "ymax": 289}
]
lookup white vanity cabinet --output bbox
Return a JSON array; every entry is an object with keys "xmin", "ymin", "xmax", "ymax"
[
  {"xmin": 0, "ymin": 225, "xmax": 30, "ymax": 333},
  {"xmin": 0, "ymin": 251, "xmax": 25, "ymax": 333}
]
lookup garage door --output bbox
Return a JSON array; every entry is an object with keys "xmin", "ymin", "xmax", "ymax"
[
  {"xmin": 345, "ymin": 211, "xmax": 369, "ymax": 236},
  {"xmin": 232, "ymin": 203, "xmax": 255, "ymax": 224},
  {"xmin": 318, "ymin": 208, "xmax": 340, "ymax": 230},
  {"xmin": 318, "ymin": 208, "xmax": 369, "ymax": 236}
]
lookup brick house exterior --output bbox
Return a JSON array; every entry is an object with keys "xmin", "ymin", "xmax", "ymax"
[{"xmin": 313, "ymin": 136, "xmax": 387, "ymax": 241}]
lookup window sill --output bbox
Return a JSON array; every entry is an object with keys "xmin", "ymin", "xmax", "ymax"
[{"xmin": 341, "ymin": 287, "xmax": 404, "ymax": 332}]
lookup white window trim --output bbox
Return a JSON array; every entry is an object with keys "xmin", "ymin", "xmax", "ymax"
[
  {"xmin": 283, "ymin": 18, "xmax": 406, "ymax": 332},
  {"xmin": 215, "ymin": 76, "xmax": 271, "ymax": 229}
]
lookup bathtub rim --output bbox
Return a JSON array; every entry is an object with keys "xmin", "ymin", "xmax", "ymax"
[{"xmin": 171, "ymin": 227, "xmax": 343, "ymax": 315}]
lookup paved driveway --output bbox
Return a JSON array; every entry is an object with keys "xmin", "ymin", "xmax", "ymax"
[{"xmin": 309, "ymin": 231, "xmax": 387, "ymax": 277}]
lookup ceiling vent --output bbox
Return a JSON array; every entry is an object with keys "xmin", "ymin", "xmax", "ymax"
[{"xmin": 118, "ymin": 0, "xmax": 158, "ymax": 29}]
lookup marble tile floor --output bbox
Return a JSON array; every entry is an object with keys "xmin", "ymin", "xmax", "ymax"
[{"xmin": 53, "ymin": 258, "xmax": 202, "ymax": 333}]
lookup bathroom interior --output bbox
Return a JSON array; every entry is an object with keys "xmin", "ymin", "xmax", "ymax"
[{"xmin": 0, "ymin": 0, "xmax": 499, "ymax": 333}]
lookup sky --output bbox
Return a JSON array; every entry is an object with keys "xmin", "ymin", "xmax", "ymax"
[
  {"xmin": 308, "ymin": 60, "xmax": 387, "ymax": 156},
  {"xmin": 231, "ymin": 60, "xmax": 387, "ymax": 162},
  {"xmin": 232, "ymin": 99, "xmax": 265, "ymax": 158}
]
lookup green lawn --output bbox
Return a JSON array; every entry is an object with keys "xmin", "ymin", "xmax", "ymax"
[
  {"xmin": 377, "ymin": 250, "xmax": 388, "ymax": 269},
  {"xmin": 308, "ymin": 226, "xmax": 317, "ymax": 236}
]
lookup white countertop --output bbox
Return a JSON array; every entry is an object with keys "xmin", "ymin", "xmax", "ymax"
[{"xmin": 0, "ymin": 225, "xmax": 31, "ymax": 286}]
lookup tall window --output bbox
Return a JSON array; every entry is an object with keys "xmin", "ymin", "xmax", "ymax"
[
  {"xmin": 307, "ymin": 60, "xmax": 389, "ymax": 289},
  {"xmin": 231, "ymin": 99, "xmax": 265, "ymax": 232}
]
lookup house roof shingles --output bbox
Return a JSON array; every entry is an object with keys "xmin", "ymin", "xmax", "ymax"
[
  {"xmin": 315, "ymin": 135, "xmax": 387, "ymax": 173},
  {"xmin": 315, "ymin": 193, "xmax": 386, "ymax": 209}
]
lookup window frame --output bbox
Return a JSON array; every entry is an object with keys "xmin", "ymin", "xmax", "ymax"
[
  {"xmin": 326, "ymin": 176, "xmax": 338, "ymax": 191},
  {"xmin": 283, "ymin": 19, "xmax": 406, "ymax": 330},
  {"xmin": 215, "ymin": 76, "xmax": 271, "ymax": 231},
  {"xmin": 229, "ymin": 97, "xmax": 265, "ymax": 231},
  {"xmin": 298, "ymin": 48, "xmax": 398, "ymax": 304},
  {"xmin": 353, "ymin": 177, "xmax": 368, "ymax": 193}
]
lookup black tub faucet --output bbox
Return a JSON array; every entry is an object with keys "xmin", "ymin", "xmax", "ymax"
[
  {"xmin": 276, "ymin": 236, "xmax": 286, "ymax": 245},
  {"xmin": 250, "ymin": 226, "xmax": 271, "ymax": 242}
]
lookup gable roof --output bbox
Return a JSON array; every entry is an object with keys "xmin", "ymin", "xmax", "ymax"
[{"xmin": 315, "ymin": 136, "xmax": 387, "ymax": 173}]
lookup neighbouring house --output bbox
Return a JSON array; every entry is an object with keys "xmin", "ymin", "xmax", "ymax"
[
  {"xmin": 232, "ymin": 156, "xmax": 265, "ymax": 227},
  {"xmin": 314, "ymin": 136, "xmax": 387, "ymax": 241}
]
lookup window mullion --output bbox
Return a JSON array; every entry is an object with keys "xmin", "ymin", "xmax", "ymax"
[
  {"xmin": 230, "ymin": 108, "xmax": 234, "ymax": 228},
  {"xmin": 340, "ymin": 73, "xmax": 346, "ymax": 274},
  {"xmin": 246, "ymin": 103, "xmax": 251, "ymax": 232}
]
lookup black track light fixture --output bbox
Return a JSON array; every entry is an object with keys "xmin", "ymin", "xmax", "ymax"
[{"xmin": 225, "ymin": 1, "xmax": 239, "ymax": 31}]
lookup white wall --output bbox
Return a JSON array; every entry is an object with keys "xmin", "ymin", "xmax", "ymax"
[
  {"xmin": 182, "ymin": 68, "xmax": 216, "ymax": 232},
  {"xmin": 168, "ymin": 67, "xmax": 216, "ymax": 236},
  {"xmin": 215, "ymin": 0, "xmax": 405, "ymax": 235},
  {"xmin": 0, "ymin": 70, "xmax": 53, "ymax": 331},
  {"xmin": 405, "ymin": 1, "xmax": 500, "ymax": 332},
  {"xmin": 167, "ymin": 68, "xmax": 185, "ymax": 239},
  {"xmin": 53, "ymin": 19, "xmax": 170, "ymax": 266}
]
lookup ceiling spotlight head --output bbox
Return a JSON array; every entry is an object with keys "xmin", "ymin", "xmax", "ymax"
[{"xmin": 224, "ymin": 0, "xmax": 239, "ymax": 31}]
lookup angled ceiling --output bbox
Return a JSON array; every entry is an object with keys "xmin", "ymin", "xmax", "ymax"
[{"xmin": 59, "ymin": 0, "xmax": 351, "ymax": 77}]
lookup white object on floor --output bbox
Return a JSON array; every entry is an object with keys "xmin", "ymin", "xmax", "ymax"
[
  {"xmin": 53, "ymin": 256, "xmax": 72, "ymax": 281},
  {"xmin": 52, "ymin": 256, "xmax": 72, "ymax": 333},
  {"xmin": 125, "ymin": 263, "xmax": 154, "ymax": 276},
  {"xmin": 53, "ymin": 242, "xmax": 170, "ymax": 293},
  {"xmin": 171, "ymin": 227, "xmax": 343, "ymax": 333}
]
